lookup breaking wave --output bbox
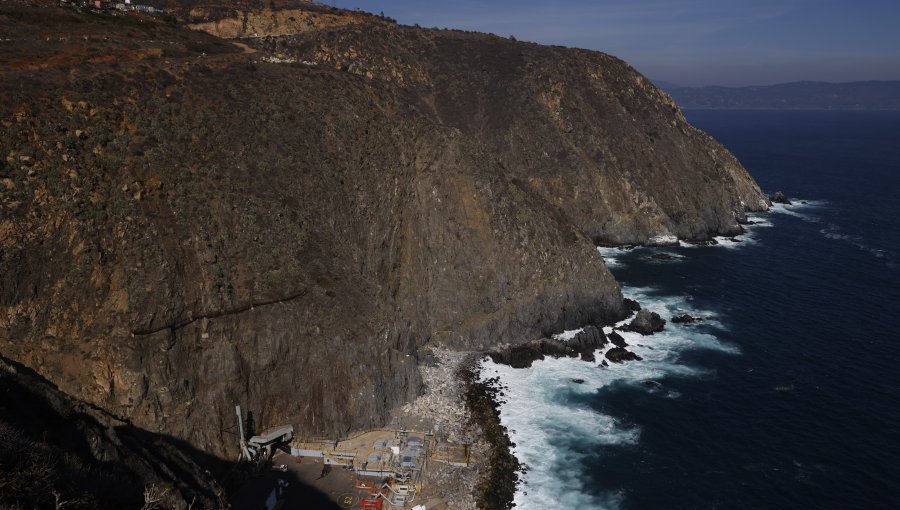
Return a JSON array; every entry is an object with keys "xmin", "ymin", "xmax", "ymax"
[{"xmin": 481, "ymin": 279, "xmax": 737, "ymax": 509}]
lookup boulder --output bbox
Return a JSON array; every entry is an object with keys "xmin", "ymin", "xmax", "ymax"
[
  {"xmin": 608, "ymin": 330, "xmax": 628, "ymax": 348},
  {"xmin": 568, "ymin": 325, "xmax": 607, "ymax": 352},
  {"xmin": 770, "ymin": 191, "xmax": 792, "ymax": 205},
  {"xmin": 671, "ymin": 314, "xmax": 702, "ymax": 324},
  {"xmin": 622, "ymin": 309, "xmax": 666, "ymax": 335},
  {"xmin": 489, "ymin": 343, "xmax": 544, "ymax": 368},
  {"xmin": 491, "ymin": 335, "xmax": 588, "ymax": 368},
  {"xmin": 605, "ymin": 347, "xmax": 643, "ymax": 363},
  {"xmin": 538, "ymin": 338, "xmax": 573, "ymax": 358},
  {"xmin": 622, "ymin": 298, "xmax": 641, "ymax": 313}
]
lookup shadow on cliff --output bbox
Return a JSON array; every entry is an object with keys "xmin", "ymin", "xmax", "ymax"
[{"xmin": 0, "ymin": 354, "xmax": 337, "ymax": 509}]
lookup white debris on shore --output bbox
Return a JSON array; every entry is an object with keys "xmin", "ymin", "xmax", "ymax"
[
  {"xmin": 399, "ymin": 349, "xmax": 477, "ymax": 442},
  {"xmin": 394, "ymin": 348, "xmax": 488, "ymax": 510}
]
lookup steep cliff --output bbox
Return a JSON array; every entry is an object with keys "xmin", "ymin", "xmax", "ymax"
[
  {"xmin": 1, "ymin": 0, "xmax": 623, "ymax": 461},
  {"xmin": 1, "ymin": 0, "xmax": 766, "ymax": 503},
  {"xmin": 208, "ymin": 6, "xmax": 770, "ymax": 244}
]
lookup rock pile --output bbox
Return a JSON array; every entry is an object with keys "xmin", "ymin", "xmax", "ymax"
[
  {"xmin": 605, "ymin": 347, "xmax": 643, "ymax": 363},
  {"xmin": 672, "ymin": 314, "xmax": 702, "ymax": 324},
  {"xmin": 396, "ymin": 349, "xmax": 488, "ymax": 510},
  {"xmin": 770, "ymin": 191, "xmax": 792, "ymax": 205},
  {"xmin": 622, "ymin": 309, "xmax": 666, "ymax": 335},
  {"xmin": 399, "ymin": 349, "xmax": 476, "ymax": 444},
  {"xmin": 488, "ymin": 325, "xmax": 611, "ymax": 368}
]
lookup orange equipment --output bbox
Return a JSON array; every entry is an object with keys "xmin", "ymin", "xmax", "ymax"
[{"xmin": 360, "ymin": 497, "xmax": 383, "ymax": 509}]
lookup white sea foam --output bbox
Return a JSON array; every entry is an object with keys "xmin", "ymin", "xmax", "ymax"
[
  {"xmin": 494, "ymin": 202, "xmax": 841, "ymax": 506},
  {"xmin": 746, "ymin": 212, "xmax": 774, "ymax": 228},
  {"xmin": 553, "ymin": 328, "xmax": 585, "ymax": 341},
  {"xmin": 675, "ymin": 214, "xmax": 776, "ymax": 249},
  {"xmin": 675, "ymin": 231, "xmax": 758, "ymax": 249},
  {"xmin": 714, "ymin": 235, "xmax": 756, "ymax": 249},
  {"xmin": 644, "ymin": 250, "xmax": 684, "ymax": 263},
  {"xmin": 482, "ymin": 357, "xmax": 638, "ymax": 509},
  {"xmin": 681, "ymin": 200, "xmax": 821, "ymax": 250},
  {"xmin": 648, "ymin": 234, "xmax": 679, "ymax": 246},
  {"xmin": 596, "ymin": 246, "xmax": 631, "ymax": 267},
  {"xmin": 768, "ymin": 200, "xmax": 823, "ymax": 222},
  {"xmin": 483, "ymin": 284, "xmax": 737, "ymax": 509},
  {"xmin": 819, "ymin": 224, "xmax": 896, "ymax": 268}
]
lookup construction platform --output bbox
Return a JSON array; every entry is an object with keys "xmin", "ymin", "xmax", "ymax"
[{"xmin": 289, "ymin": 429, "xmax": 469, "ymax": 508}]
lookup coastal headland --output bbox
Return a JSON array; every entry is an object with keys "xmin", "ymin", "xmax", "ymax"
[{"xmin": 0, "ymin": 0, "xmax": 768, "ymax": 507}]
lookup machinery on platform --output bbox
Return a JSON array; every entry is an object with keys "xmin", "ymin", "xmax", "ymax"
[{"xmin": 235, "ymin": 405, "xmax": 293, "ymax": 472}]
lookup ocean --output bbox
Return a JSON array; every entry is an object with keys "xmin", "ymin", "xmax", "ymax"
[{"xmin": 482, "ymin": 110, "xmax": 900, "ymax": 509}]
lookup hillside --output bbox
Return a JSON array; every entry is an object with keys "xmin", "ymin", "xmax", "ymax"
[
  {"xmin": 1, "ymin": 0, "xmax": 768, "ymax": 506},
  {"xmin": 661, "ymin": 80, "xmax": 900, "ymax": 110},
  {"xmin": 190, "ymin": 6, "xmax": 769, "ymax": 244}
]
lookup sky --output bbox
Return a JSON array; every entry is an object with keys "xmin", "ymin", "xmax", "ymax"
[{"xmin": 320, "ymin": 0, "xmax": 900, "ymax": 87}]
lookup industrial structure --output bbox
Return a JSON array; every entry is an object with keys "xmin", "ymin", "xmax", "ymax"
[
  {"xmin": 236, "ymin": 405, "xmax": 294, "ymax": 471},
  {"xmin": 232, "ymin": 406, "xmax": 469, "ymax": 508}
]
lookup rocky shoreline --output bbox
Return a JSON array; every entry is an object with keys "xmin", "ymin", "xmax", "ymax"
[
  {"xmin": 458, "ymin": 358, "xmax": 520, "ymax": 510},
  {"xmin": 486, "ymin": 300, "xmax": 659, "ymax": 371},
  {"xmin": 391, "ymin": 349, "xmax": 484, "ymax": 509},
  {"xmin": 391, "ymin": 349, "xmax": 520, "ymax": 510}
]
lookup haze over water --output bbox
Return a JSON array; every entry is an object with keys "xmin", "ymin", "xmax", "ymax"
[{"xmin": 483, "ymin": 110, "xmax": 900, "ymax": 509}]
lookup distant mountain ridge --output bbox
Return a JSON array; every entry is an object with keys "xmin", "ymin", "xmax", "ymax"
[{"xmin": 657, "ymin": 80, "xmax": 900, "ymax": 110}]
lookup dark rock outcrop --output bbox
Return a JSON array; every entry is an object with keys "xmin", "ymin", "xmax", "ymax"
[
  {"xmin": 569, "ymin": 325, "xmax": 608, "ymax": 353},
  {"xmin": 535, "ymin": 338, "xmax": 574, "ymax": 358},
  {"xmin": 687, "ymin": 239, "xmax": 720, "ymax": 246},
  {"xmin": 622, "ymin": 309, "xmax": 667, "ymax": 335},
  {"xmin": 623, "ymin": 298, "xmax": 642, "ymax": 313},
  {"xmin": 458, "ymin": 360, "xmax": 520, "ymax": 510},
  {"xmin": 489, "ymin": 344, "xmax": 545, "ymax": 369},
  {"xmin": 771, "ymin": 191, "xmax": 793, "ymax": 205},
  {"xmin": 672, "ymin": 314, "xmax": 703, "ymax": 324},
  {"xmin": 608, "ymin": 330, "xmax": 628, "ymax": 348},
  {"xmin": 605, "ymin": 347, "xmax": 643, "ymax": 363},
  {"xmin": 491, "ymin": 325, "xmax": 608, "ymax": 367}
]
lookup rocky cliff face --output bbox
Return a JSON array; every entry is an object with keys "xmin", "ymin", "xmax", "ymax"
[
  {"xmin": 216, "ymin": 7, "xmax": 770, "ymax": 244},
  {"xmin": 1, "ymin": 0, "xmax": 766, "ymax": 497}
]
